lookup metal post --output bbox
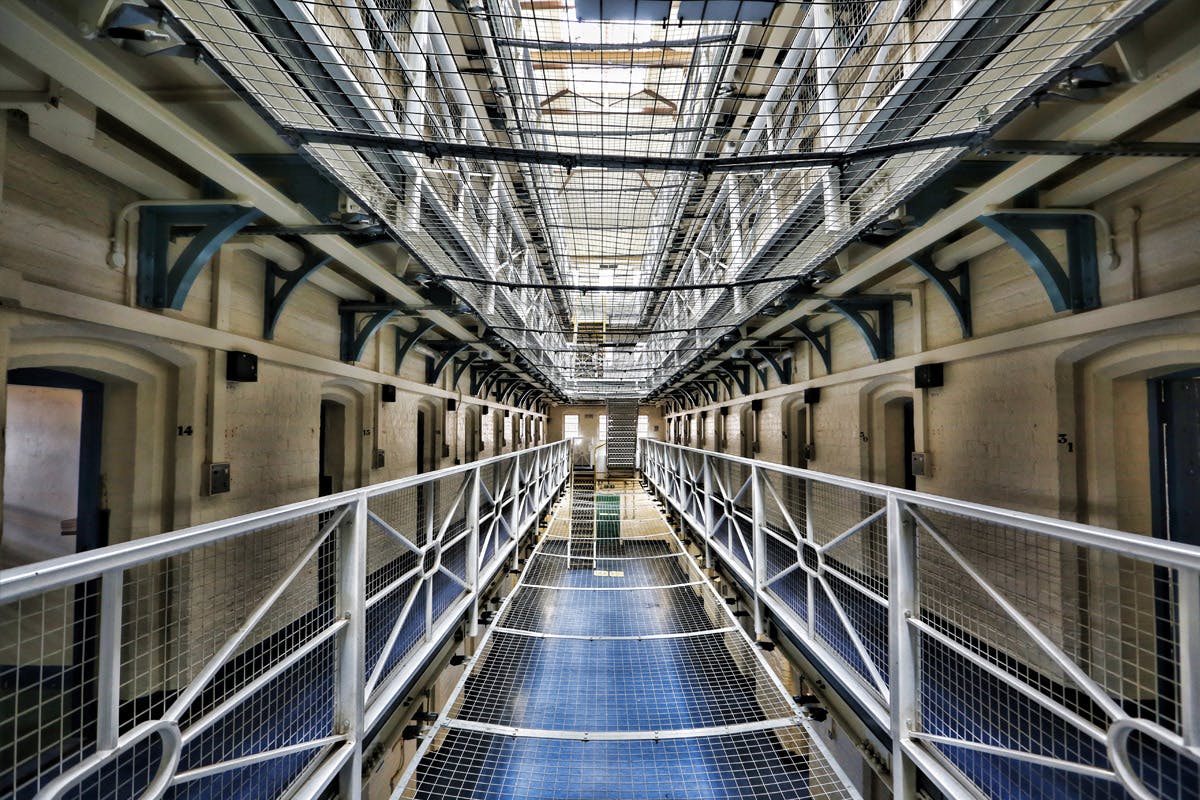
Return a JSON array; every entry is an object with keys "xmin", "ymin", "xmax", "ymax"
[
  {"xmin": 1179, "ymin": 568, "xmax": 1200, "ymax": 746},
  {"xmin": 510, "ymin": 454, "xmax": 522, "ymax": 543},
  {"xmin": 96, "ymin": 568, "xmax": 124, "ymax": 751},
  {"xmin": 887, "ymin": 493, "xmax": 918, "ymax": 800},
  {"xmin": 702, "ymin": 454, "xmax": 714, "ymax": 570},
  {"xmin": 751, "ymin": 464, "xmax": 766, "ymax": 638},
  {"xmin": 337, "ymin": 496, "xmax": 367, "ymax": 799},
  {"xmin": 806, "ymin": 478, "xmax": 816, "ymax": 637},
  {"xmin": 467, "ymin": 466, "xmax": 482, "ymax": 638}
]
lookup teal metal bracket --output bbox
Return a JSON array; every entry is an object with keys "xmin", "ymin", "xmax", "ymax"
[
  {"xmin": 452, "ymin": 352, "xmax": 482, "ymax": 390},
  {"xmin": 749, "ymin": 348, "xmax": 792, "ymax": 385},
  {"xmin": 263, "ymin": 241, "xmax": 333, "ymax": 339},
  {"xmin": 137, "ymin": 204, "xmax": 262, "ymax": 309},
  {"xmin": 470, "ymin": 363, "xmax": 501, "ymax": 395},
  {"xmin": 791, "ymin": 319, "xmax": 832, "ymax": 373},
  {"xmin": 499, "ymin": 380, "xmax": 525, "ymax": 405},
  {"xmin": 340, "ymin": 300, "xmax": 405, "ymax": 363},
  {"xmin": 717, "ymin": 362, "xmax": 751, "ymax": 396},
  {"xmin": 695, "ymin": 380, "xmax": 719, "ymax": 404},
  {"xmin": 396, "ymin": 319, "xmax": 437, "ymax": 372},
  {"xmin": 976, "ymin": 212, "xmax": 1100, "ymax": 313},
  {"xmin": 426, "ymin": 341, "xmax": 471, "ymax": 385},
  {"xmin": 710, "ymin": 370, "xmax": 735, "ymax": 398},
  {"xmin": 481, "ymin": 370, "xmax": 507, "ymax": 399},
  {"xmin": 825, "ymin": 295, "xmax": 905, "ymax": 361},
  {"xmin": 518, "ymin": 388, "xmax": 541, "ymax": 408},
  {"xmin": 902, "ymin": 246, "xmax": 972, "ymax": 338}
]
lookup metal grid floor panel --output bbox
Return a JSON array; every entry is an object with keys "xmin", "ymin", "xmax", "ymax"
[
  {"xmin": 398, "ymin": 727, "xmax": 856, "ymax": 800},
  {"xmin": 497, "ymin": 584, "xmax": 728, "ymax": 638},
  {"xmin": 522, "ymin": 551, "xmax": 696, "ymax": 589},
  {"xmin": 451, "ymin": 630, "xmax": 795, "ymax": 731}
]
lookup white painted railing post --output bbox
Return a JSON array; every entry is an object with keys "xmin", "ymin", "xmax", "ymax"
[
  {"xmin": 751, "ymin": 464, "xmax": 767, "ymax": 638},
  {"xmin": 702, "ymin": 453, "xmax": 714, "ymax": 570},
  {"xmin": 887, "ymin": 492, "xmax": 918, "ymax": 800},
  {"xmin": 96, "ymin": 568, "xmax": 124, "ymax": 751},
  {"xmin": 510, "ymin": 453, "xmax": 522, "ymax": 544},
  {"xmin": 337, "ymin": 496, "xmax": 368, "ymax": 798},
  {"xmin": 467, "ymin": 466, "xmax": 482, "ymax": 638},
  {"xmin": 1179, "ymin": 568, "xmax": 1200, "ymax": 747}
]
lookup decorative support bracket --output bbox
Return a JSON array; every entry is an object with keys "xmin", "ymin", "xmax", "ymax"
[
  {"xmin": 137, "ymin": 204, "xmax": 262, "ymax": 309},
  {"xmin": 518, "ymin": 388, "xmax": 541, "ymax": 408},
  {"xmin": 395, "ymin": 319, "xmax": 437, "ymax": 372},
  {"xmin": 717, "ymin": 362, "xmax": 751, "ymax": 397},
  {"xmin": 469, "ymin": 363, "xmax": 501, "ymax": 396},
  {"xmin": 710, "ymin": 370, "xmax": 735, "ymax": 398},
  {"xmin": 976, "ymin": 212, "xmax": 1100, "ymax": 312},
  {"xmin": 425, "ymin": 341, "xmax": 471, "ymax": 385},
  {"xmin": 824, "ymin": 295, "xmax": 902, "ymax": 362},
  {"xmin": 339, "ymin": 300, "xmax": 406, "ymax": 363},
  {"xmin": 749, "ymin": 347, "xmax": 792, "ymax": 385},
  {"xmin": 263, "ymin": 242, "xmax": 333, "ymax": 339},
  {"xmin": 499, "ymin": 380, "xmax": 525, "ymax": 405},
  {"xmin": 695, "ymin": 380, "xmax": 719, "ymax": 404},
  {"xmin": 902, "ymin": 247, "xmax": 972, "ymax": 338},
  {"xmin": 452, "ymin": 352, "xmax": 482, "ymax": 390},
  {"xmin": 791, "ymin": 319, "xmax": 832, "ymax": 374},
  {"xmin": 480, "ymin": 366, "xmax": 508, "ymax": 398}
]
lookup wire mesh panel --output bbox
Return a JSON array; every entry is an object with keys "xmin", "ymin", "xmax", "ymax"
[
  {"xmin": 160, "ymin": 0, "xmax": 1153, "ymax": 401},
  {"xmin": 641, "ymin": 439, "xmax": 1200, "ymax": 800},
  {"xmin": 0, "ymin": 441, "xmax": 569, "ymax": 800}
]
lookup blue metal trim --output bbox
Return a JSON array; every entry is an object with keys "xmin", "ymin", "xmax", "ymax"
[
  {"xmin": 263, "ymin": 243, "xmax": 333, "ymax": 339},
  {"xmin": 903, "ymin": 247, "xmax": 973, "ymax": 338},
  {"xmin": 395, "ymin": 319, "xmax": 437, "ymax": 372},
  {"xmin": 825, "ymin": 297, "xmax": 897, "ymax": 361},
  {"xmin": 340, "ymin": 303, "xmax": 405, "ymax": 363},
  {"xmin": 977, "ymin": 212, "xmax": 1100, "ymax": 313},
  {"xmin": 137, "ymin": 204, "xmax": 262, "ymax": 310},
  {"xmin": 791, "ymin": 319, "xmax": 832, "ymax": 373},
  {"xmin": 425, "ymin": 342, "xmax": 471, "ymax": 385}
]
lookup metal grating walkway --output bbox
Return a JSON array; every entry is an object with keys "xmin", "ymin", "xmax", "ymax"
[{"xmin": 391, "ymin": 481, "xmax": 859, "ymax": 799}]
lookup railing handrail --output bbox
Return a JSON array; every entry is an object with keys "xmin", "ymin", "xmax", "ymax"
[
  {"xmin": 0, "ymin": 440, "xmax": 568, "ymax": 602},
  {"xmin": 643, "ymin": 439, "xmax": 1200, "ymax": 571}
]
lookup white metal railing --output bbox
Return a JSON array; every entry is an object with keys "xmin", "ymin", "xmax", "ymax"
[
  {"xmin": 0, "ymin": 441, "xmax": 569, "ymax": 800},
  {"xmin": 640, "ymin": 439, "xmax": 1200, "ymax": 800}
]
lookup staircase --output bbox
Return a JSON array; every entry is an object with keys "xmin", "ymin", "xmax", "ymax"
[
  {"xmin": 605, "ymin": 399, "xmax": 638, "ymax": 476},
  {"xmin": 568, "ymin": 465, "xmax": 596, "ymax": 569}
]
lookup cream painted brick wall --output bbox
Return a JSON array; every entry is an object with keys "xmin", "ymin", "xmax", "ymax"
[{"xmin": 0, "ymin": 123, "xmax": 134, "ymax": 304}]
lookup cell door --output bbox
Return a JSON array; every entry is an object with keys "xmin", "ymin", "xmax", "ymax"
[{"xmin": 1148, "ymin": 370, "xmax": 1200, "ymax": 728}]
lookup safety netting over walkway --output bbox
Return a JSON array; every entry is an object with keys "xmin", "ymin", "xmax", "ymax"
[{"xmin": 391, "ymin": 479, "xmax": 858, "ymax": 799}]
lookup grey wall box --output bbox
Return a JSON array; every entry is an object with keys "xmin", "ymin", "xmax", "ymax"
[
  {"xmin": 206, "ymin": 462, "xmax": 231, "ymax": 494},
  {"xmin": 226, "ymin": 351, "xmax": 258, "ymax": 382}
]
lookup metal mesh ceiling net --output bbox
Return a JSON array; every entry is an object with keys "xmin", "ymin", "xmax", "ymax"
[{"xmin": 164, "ymin": 0, "xmax": 1150, "ymax": 399}]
